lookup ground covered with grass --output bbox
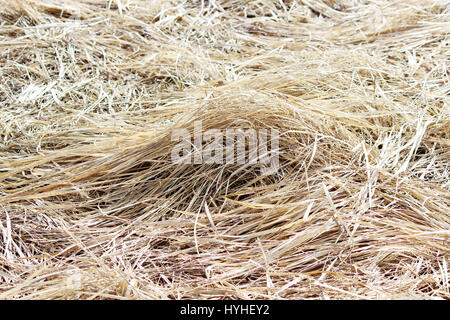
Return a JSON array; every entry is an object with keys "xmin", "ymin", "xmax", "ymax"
[{"xmin": 0, "ymin": 0, "xmax": 449, "ymax": 299}]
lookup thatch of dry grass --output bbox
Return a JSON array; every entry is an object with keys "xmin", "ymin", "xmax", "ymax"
[{"xmin": 0, "ymin": 0, "xmax": 449, "ymax": 299}]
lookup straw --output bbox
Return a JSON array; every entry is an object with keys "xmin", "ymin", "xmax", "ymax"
[{"xmin": 0, "ymin": 0, "xmax": 448, "ymax": 299}]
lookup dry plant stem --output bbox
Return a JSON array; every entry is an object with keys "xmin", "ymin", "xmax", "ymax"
[{"xmin": 0, "ymin": 0, "xmax": 449, "ymax": 299}]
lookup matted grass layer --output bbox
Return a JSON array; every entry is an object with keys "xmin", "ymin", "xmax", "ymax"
[{"xmin": 0, "ymin": 0, "xmax": 449, "ymax": 299}]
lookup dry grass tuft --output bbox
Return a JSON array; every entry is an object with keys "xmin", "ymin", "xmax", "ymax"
[{"xmin": 0, "ymin": 0, "xmax": 449, "ymax": 299}]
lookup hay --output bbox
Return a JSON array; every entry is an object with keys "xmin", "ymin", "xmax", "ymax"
[{"xmin": 0, "ymin": 0, "xmax": 449, "ymax": 299}]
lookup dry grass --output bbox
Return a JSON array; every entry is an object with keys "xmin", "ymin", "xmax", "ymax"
[{"xmin": 0, "ymin": 0, "xmax": 449, "ymax": 299}]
